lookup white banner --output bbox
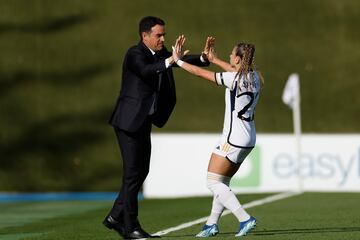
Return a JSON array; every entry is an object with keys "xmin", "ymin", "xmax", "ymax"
[{"xmin": 144, "ymin": 134, "xmax": 360, "ymax": 198}]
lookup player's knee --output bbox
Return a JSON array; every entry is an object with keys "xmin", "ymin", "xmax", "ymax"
[{"xmin": 207, "ymin": 172, "xmax": 231, "ymax": 194}]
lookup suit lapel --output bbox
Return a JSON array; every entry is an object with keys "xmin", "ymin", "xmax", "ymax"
[
  {"xmin": 137, "ymin": 42, "xmax": 174, "ymax": 90},
  {"xmin": 138, "ymin": 42, "xmax": 156, "ymax": 62}
]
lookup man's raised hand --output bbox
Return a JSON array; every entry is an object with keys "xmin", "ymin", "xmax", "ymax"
[{"xmin": 172, "ymin": 35, "xmax": 189, "ymax": 62}]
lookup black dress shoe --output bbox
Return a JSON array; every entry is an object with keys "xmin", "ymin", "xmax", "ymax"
[
  {"xmin": 124, "ymin": 227, "xmax": 161, "ymax": 239},
  {"xmin": 103, "ymin": 215, "xmax": 125, "ymax": 237}
]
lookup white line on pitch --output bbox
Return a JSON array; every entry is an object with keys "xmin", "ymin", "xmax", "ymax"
[{"xmin": 153, "ymin": 191, "xmax": 303, "ymax": 236}]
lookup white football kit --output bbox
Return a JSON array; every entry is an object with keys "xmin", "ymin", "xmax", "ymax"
[{"xmin": 213, "ymin": 71, "xmax": 261, "ymax": 164}]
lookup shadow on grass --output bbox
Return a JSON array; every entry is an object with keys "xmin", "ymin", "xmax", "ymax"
[
  {"xmin": 216, "ymin": 227, "xmax": 360, "ymax": 237},
  {"xmin": 0, "ymin": 62, "xmax": 117, "ymax": 95},
  {"xmin": 0, "ymin": 107, "xmax": 111, "ymax": 167},
  {"xmin": 253, "ymin": 227, "xmax": 360, "ymax": 235},
  {"xmin": 0, "ymin": 13, "xmax": 94, "ymax": 34},
  {"xmin": 165, "ymin": 227, "xmax": 360, "ymax": 238},
  {"xmin": 0, "ymin": 105, "xmax": 116, "ymax": 191}
]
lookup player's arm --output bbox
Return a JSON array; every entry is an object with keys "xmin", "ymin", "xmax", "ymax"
[
  {"xmin": 211, "ymin": 57, "xmax": 235, "ymax": 72},
  {"xmin": 176, "ymin": 60, "xmax": 216, "ymax": 83},
  {"xmin": 172, "ymin": 35, "xmax": 216, "ymax": 83}
]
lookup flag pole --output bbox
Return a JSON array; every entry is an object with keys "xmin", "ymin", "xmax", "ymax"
[
  {"xmin": 293, "ymin": 82, "xmax": 302, "ymax": 192},
  {"xmin": 282, "ymin": 73, "xmax": 302, "ymax": 192}
]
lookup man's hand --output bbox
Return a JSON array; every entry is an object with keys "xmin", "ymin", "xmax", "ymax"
[{"xmin": 172, "ymin": 35, "xmax": 189, "ymax": 63}]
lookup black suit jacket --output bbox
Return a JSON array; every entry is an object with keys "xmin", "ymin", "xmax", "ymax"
[{"xmin": 109, "ymin": 42, "xmax": 209, "ymax": 132}]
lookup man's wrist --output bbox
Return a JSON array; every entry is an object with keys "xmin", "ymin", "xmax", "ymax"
[
  {"xmin": 165, "ymin": 57, "xmax": 173, "ymax": 68},
  {"xmin": 168, "ymin": 56, "xmax": 175, "ymax": 64}
]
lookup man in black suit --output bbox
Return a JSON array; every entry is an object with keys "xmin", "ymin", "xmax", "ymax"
[{"xmin": 103, "ymin": 16, "xmax": 209, "ymax": 239}]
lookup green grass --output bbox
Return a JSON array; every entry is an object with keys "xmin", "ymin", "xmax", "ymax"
[
  {"xmin": 1, "ymin": 192, "xmax": 360, "ymax": 239},
  {"xmin": 0, "ymin": 0, "xmax": 359, "ymax": 191}
]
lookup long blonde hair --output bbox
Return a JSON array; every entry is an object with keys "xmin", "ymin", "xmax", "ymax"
[{"xmin": 234, "ymin": 43, "xmax": 264, "ymax": 91}]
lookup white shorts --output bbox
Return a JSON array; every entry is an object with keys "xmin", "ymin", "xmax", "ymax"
[{"xmin": 213, "ymin": 141, "xmax": 253, "ymax": 164}]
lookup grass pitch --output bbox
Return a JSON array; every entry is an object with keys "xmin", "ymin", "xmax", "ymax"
[{"xmin": 1, "ymin": 192, "xmax": 359, "ymax": 240}]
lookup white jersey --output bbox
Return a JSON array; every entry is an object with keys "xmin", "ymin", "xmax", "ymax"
[{"xmin": 215, "ymin": 71, "xmax": 261, "ymax": 148}]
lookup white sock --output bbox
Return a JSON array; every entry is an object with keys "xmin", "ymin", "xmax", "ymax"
[
  {"xmin": 207, "ymin": 172, "xmax": 250, "ymax": 223},
  {"xmin": 223, "ymin": 194, "xmax": 250, "ymax": 222},
  {"xmin": 234, "ymin": 207, "xmax": 250, "ymax": 222},
  {"xmin": 206, "ymin": 196, "xmax": 224, "ymax": 225}
]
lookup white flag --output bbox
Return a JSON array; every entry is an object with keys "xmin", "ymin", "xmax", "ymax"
[{"xmin": 282, "ymin": 73, "xmax": 300, "ymax": 109}]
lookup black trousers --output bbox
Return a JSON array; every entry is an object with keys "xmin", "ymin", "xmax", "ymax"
[{"xmin": 109, "ymin": 118, "xmax": 152, "ymax": 232}]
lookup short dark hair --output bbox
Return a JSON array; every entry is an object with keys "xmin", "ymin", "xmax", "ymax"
[{"xmin": 139, "ymin": 16, "xmax": 165, "ymax": 39}]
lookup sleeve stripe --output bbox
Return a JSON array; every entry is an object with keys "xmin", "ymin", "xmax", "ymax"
[
  {"xmin": 214, "ymin": 72, "xmax": 219, "ymax": 85},
  {"xmin": 220, "ymin": 72, "xmax": 225, "ymax": 85}
]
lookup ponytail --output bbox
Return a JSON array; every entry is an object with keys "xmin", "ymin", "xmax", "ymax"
[{"xmin": 234, "ymin": 43, "xmax": 264, "ymax": 91}]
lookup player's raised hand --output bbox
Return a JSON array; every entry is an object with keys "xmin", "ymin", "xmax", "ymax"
[
  {"xmin": 208, "ymin": 37, "xmax": 217, "ymax": 62},
  {"xmin": 208, "ymin": 46, "xmax": 217, "ymax": 63},
  {"xmin": 202, "ymin": 36, "xmax": 216, "ymax": 62},
  {"xmin": 203, "ymin": 36, "xmax": 214, "ymax": 54}
]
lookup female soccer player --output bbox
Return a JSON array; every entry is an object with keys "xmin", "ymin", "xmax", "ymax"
[{"xmin": 172, "ymin": 36, "xmax": 264, "ymax": 237}]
